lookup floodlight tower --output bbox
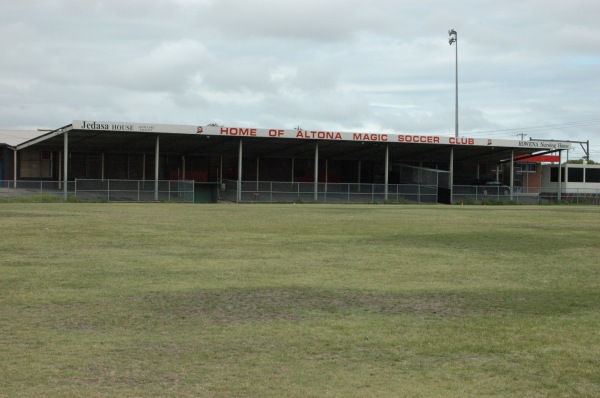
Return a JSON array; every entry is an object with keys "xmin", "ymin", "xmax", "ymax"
[{"xmin": 449, "ymin": 29, "xmax": 458, "ymax": 138}]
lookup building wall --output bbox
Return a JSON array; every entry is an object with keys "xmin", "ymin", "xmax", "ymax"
[{"xmin": 541, "ymin": 164, "xmax": 600, "ymax": 192}]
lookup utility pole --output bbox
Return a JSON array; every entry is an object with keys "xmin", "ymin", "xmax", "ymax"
[{"xmin": 517, "ymin": 133, "xmax": 528, "ymax": 140}]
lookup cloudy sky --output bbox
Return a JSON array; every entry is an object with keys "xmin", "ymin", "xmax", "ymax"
[{"xmin": 1, "ymin": 0, "xmax": 599, "ymax": 158}]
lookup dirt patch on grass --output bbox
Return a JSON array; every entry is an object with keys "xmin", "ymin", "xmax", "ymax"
[{"xmin": 145, "ymin": 288, "xmax": 465, "ymax": 323}]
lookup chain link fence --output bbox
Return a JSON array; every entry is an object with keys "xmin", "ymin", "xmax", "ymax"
[
  {"xmin": 220, "ymin": 180, "xmax": 438, "ymax": 204},
  {"xmin": 3, "ymin": 179, "xmax": 598, "ymax": 205},
  {"xmin": 453, "ymin": 185, "xmax": 600, "ymax": 205},
  {"xmin": 0, "ymin": 179, "xmax": 194, "ymax": 202}
]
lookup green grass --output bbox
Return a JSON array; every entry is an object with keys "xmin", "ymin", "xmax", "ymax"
[
  {"xmin": 1, "ymin": 203, "xmax": 599, "ymax": 397},
  {"xmin": 0, "ymin": 194, "xmax": 77, "ymax": 203}
]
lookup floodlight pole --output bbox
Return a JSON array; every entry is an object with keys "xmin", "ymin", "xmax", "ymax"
[{"xmin": 449, "ymin": 29, "xmax": 458, "ymax": 138}]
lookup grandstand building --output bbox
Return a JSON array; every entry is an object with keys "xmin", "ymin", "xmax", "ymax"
[{"xmin": 0, "ymin": 120, "xmax": 594, "ymax": 203}]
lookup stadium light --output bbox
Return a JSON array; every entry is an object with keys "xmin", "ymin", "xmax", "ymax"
[{"xmin": 449, "ymin": 29, "xmax": 458, "ymax": 138}]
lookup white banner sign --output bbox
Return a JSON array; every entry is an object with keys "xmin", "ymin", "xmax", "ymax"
[{"xmin": 72, "ymin": 120, "xmax": 572, "ymax": 150}]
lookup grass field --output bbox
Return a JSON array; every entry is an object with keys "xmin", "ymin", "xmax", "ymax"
[{"xmin": 1, "ymin": 203, "xmax": 599, "ymax": 397}]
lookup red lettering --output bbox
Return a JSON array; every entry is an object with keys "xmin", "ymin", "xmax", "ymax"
[
  {"xmin": 220, "ymin": 127, "xmax": 257, "ymax": 136},
  {"xmin": 449, "ymin": 137, "xmax": 475, "ymax": 145},
  {"xmin": 296, "ymin": 130, "xmax": 343, "ymax": 140},
  {"xmin": 353, "ymin": 133, "xmax": 388, "ymax": 142},
  {"xmin": 398, "ymin": 135, "xmax": 441, "ymax": 143}
]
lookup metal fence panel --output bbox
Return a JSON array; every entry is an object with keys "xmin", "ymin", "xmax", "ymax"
[
  {"xmin": 74, "ymin": 179, "xmax": 194, "ymax": 202},
  {"xmin": 223, "ymin": 180, "xmax": 440, "ymax": 204}
]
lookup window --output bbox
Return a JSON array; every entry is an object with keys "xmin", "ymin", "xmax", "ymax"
[
  {"xmin": 518, "ymin": 163, "xmax": 537, "ymax": 173},
  {"xmin": 586, "ymin": 169, "xmax": 600, "ymax": 183},
  {"xmin": 550, "ymin": 167, "xmax": 565, "ymax": 182},
  {"xmin": 567, "ymin": 167, "xmax": 584, "ymax": 182}
]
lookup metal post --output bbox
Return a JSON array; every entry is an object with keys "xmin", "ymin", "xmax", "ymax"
[
  {"xmin": 454, "ymin": 37, "xmax": 458, "ymax": 138},
  {"xmin": 325, "ymin": 159, "xmax": 328, "ymax": 202},
  {"xmin": 449, "ymin": 147, "xmax": 454, "ymax": 204},
  {"xmin": 58, "ymin": 150, "xmax": 62, "ymax": 190},
  {"xmin": 314, "ymin": 142, "xmax": 319, "ymax": 202},
  {"xmin": 220, "ymin": 155, "xmax": 223, "ymax": 185},
  {"xmin": 384, "ymin": 145, "xmax": 389, "ymax": 202},
  {"xmin": 557, "ymin": 150, "xmax": 562, "ymax": 201},
  {"xmin": 237, "ymin": 139, "xmax": 243, "ymax": 202},
  {"xmin": 63, "ymin": 131, "xmax": 68, "ymax": 200},
  {"xmin": 256, "ymin": 157, "xmax": 259, "ymax": 191},
  {"xmin": 182, "ymin": 155, "xmax": 186, "ymax": 180},
  {"xmin": 101, "ymin": 152, "xmax": 105, "ymax": 181},
  {"xmin": 154, "ymin": 135, "xmax": 160, "ymax": 201},
  {"xmin": 510, "ymin": 150, "xmax": 515, "ymax": 201},
  {"xmin": 13, "ymin": 148, "xmax": 17, "ymax": 189}
]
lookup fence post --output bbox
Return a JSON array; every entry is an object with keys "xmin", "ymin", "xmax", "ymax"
[{"xmin": 107, "ymin": 180, "xmax": 110, "ymax": 202}]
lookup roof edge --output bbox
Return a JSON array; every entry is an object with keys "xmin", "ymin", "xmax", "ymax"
[{"xmin": 16, "ymin": 124, "xmax": 73, "ymax": 150}]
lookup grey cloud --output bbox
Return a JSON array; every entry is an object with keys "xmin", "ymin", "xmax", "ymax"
[{"xmin": 0, "ymin": 0, "xmax": 598, "ymax": 154}]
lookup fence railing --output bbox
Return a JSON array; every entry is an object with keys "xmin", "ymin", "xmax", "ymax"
[
  {"xmin": 220, "ymin": 180, "xmax": 438, "ymax": 204},
  {"xmin": 0, "ymin": 179, "xmax": 195, "ymax": 202},
  {"xmin": 0, "ymin": 180, "xmax": 75, "ymax": 200},
  {"xmin": 453, "ymin": 185, "xmax": 600, "ymax": 205},
  {"xmin": 3, "ymin": 179, "xmax": 599, "ymax": 205}
]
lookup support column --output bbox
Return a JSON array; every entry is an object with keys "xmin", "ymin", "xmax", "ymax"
[
  {"xmin": 182, "ymin": 155, "xmax": 186, "ymax": 180},
  {"xmin": 291, "ymin": 157, "xmax": 295, "ymax": 185},
  {"xmin": 325, "ymin": 159, "xmax": 328, "ymax": 195},
  {"xmin": 154, "ymin": 135, "xmax": 160, "ymax": 201},
  {"xmin": 449, "ymin": 148, "xmax": 454, "ymax": 204},
  {"xmin": 142, "ymin": 154, "xmax": 146, "ymax": 182},
  {"xmin": 101, "ymin": 152, "xmax": 105, "ymax": 181},
  {"xmin": 557, "ymin": 150, "xmax": 562, "ymax": 201},
  {"xmin": 384, "ymin": 145, "xmax": 389, "ymax": 202},
  {"xmin": 237, "ymin": 139, "xmax": 243, "ymax": 202},
  {"xmin": 63, "ymin": 131, "xmax": 69, "ymax": 200},
  {"xmin": 58, "ymin": 150, "xmax": 62, "ymax": 189},
  {"xmin": 256, "ymin": 157, "xmax": 260, "ymax": 191},
  {"xmin": 510, "ymin": 150, "xmax": 515, "ymax": 200},
  {"xmin": 314, "ymin": 142, "xmax": 319, "ymax": 201},
  {"xmin": 13, "ymin": 148, "xmax": 17, "ymax": 188}
]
